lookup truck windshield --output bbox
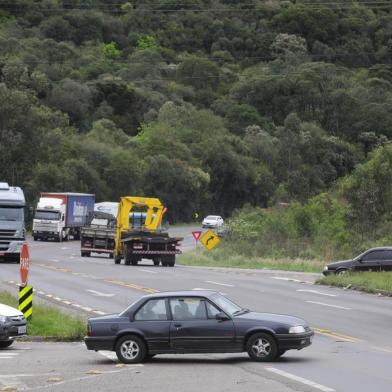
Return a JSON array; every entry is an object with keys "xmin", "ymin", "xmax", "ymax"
[
  {"xmin": 35, "ymin": 210, "xmax": 60, "ymax": 221},
  {"xmin": 0, "ymin": 206, "xmax": 24, "ymax": 222}
]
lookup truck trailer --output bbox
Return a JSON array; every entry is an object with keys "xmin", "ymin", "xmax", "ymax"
[
  {"xmin": 32, "ymin": 193, "xmax": 95, "ymax": 242},
  {"xmin": 0, "ymin": 182, "xmax": 26, "ymax": 263}
]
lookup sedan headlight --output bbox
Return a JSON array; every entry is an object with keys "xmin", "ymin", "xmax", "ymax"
[
  {"xmin": 323, "ymin": 265, "xmax": 328, "ymax": 271},
  {"xmin": 0, "ymin": 315, "xmax": 9, "ymax": 324},
  {"xmin": 289, "ymin": 325, "xmax": 306, "ymax": 334}
]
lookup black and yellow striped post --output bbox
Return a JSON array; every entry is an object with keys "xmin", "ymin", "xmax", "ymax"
[{"xmin": 19, "ymin": 285, "xmax": 33, "ymax": 319}]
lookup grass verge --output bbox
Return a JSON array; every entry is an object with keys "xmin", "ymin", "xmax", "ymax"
[
  {"xmin": 317, "ymin": 272, "xmax": 392, "ymax": 295},
  {"xmin": 179, "ymin": 248, "xmax": 324, "ymax": 273},
  {"xmin": 0, "ymin": 291, "xmax": 86, "ymax": 340}
]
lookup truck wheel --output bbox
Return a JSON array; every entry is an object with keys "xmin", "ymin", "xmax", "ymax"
[
  {"xmin": 153, "ymin": 258, "xmax": 160, "ymax": 266},
  {"xmin": 33, "ymin": 236, "xmax": 37, "ymax": 241},
  {"xmin": 57, "ymin": 234, "xmax": 62, "ymax": 243},
  {"xmin": 114, "ymin": 256, "xmax": 122, "ymax": 264},
  {"xmin": 81, "ymin": 251, "xmax": 86, "ymax": 257},
  {"xmin": 109, "ymin": 253, "xmax": 114, "ymax": 259},
  {"xmin": 125, "ymin": 255, "xmax": 131, "ymax": 265},
  {"xmin": 131, "ymin": 259, "xmax": 138, "ymax": 266}
]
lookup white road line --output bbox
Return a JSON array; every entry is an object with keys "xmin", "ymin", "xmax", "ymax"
[
  {"xmin": 271, "ymin": 276, "xmax": 313, "ymax": 284},
  {"xmin": 265, "ymin": 367, "xmax": 335, "ymax": 392},
  {"xmin": 297, "ymin": 289, "xmax": 337, "ymax": 297},
  {"xmin": 205, "ymin": 281, "xmax": 234, "ymax": 287},
  {"xmin": 98, "ymin": 351, "xmax": 145, "ymax": 365},
  {"xmin": 306, "ymin": 301, "xmax": 351, "ymax": 310},
  {"xmin": 138, "ymin": 269, "xmax": 158, "ymax": 274},
  {"xmin": 87, "ymin": 289, "xmax": 115, "ymax": 297}
]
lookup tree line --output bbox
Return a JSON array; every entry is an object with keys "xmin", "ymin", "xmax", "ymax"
[{"xmin": 1, "ymin": 0, "xmax": 392, "ymax": 225}]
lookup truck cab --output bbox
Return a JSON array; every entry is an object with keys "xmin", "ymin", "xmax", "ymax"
[
  {"xmin": 0, "ymin": 182, "xmax": 26, "ymax": 263},
  {"xmin": 33, "ymin": 197, "xmax": 66, "ymax": 242}
]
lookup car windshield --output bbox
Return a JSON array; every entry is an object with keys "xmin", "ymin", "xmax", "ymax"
[
  {"xmin": 211, "ymin": 294, "xmax": 242, "ymax": 316},
  {"xmin": 0, "ymin": 206, "xmax": 24, "ymax": 222},
  {"xmin": 206, "ymin": 216, "xmax": 218, "ymax": 220},
  {"xmin": 35, "ymin": 210, "xmax": 60, "ymax": 221}
]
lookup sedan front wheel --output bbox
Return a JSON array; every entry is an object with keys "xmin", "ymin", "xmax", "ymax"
[
  {"xmin": 115, "ymin": 335, "xmax": 146, "ymax": 364},
  {"xmin": 246, "ymin": 332, "xmax": 277, "ymax": 362}
]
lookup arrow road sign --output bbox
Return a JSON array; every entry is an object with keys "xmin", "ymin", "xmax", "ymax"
[{"xmin": 199, "ymin": 230, "xmax": 221, "ymax": 251}]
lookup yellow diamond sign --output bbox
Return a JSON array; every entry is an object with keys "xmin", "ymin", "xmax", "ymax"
[{"xmin": 199, "ymin": 229, "xmax": 221, "ymax": 251}]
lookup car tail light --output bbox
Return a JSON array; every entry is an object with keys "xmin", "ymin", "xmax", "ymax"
[{"xmin": 87, "ymin": 323, "xmax": 92, "ymax": 336}]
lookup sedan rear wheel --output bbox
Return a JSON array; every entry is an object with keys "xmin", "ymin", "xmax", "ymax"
[
  {"xmin": 115, "ymin": 335, "xmax": 146, "ymax": 364},
  {"xmin": 246, "ymin": 333, "xmax": 277, "ymax": 362}
]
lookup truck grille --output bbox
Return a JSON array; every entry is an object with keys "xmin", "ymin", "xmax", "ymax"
[
  {"xmin": 0, "ymin": 229, "xmax": 16, "ymax": 237},
  {"xmin": 0, "ymin": 240, "xmax": 11, "ymax": 250}
]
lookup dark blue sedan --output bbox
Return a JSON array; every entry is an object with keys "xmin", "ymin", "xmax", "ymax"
[{"xmin": 85, "ymin": 291, "xmax": 314, "ymax": 364}]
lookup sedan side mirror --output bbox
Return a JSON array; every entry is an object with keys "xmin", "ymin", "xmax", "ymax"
[{"xmin": 215, "ymin": 312, "xmax": 230, "ymax": 321}]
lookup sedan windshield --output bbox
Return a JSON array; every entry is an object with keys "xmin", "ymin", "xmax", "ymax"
[
  {"xmin": 0, "ymin": 207, "xmax": 24, "ymax": 222},
  {"xmin": 35, "ymin": 210, "xmax": 60, "ymax": 221},
  {"xmin": 211, "ymin": 294, "xmax": 242, "ymax": 316}
]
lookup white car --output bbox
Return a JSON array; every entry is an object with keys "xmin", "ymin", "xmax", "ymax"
[
  {"xmin": 202, "ymin": 215, "xmax": 224, "ymax": 229},
  {"xmin": 0, "ymin": 304, "xmax": 27, "ymax": 348}
]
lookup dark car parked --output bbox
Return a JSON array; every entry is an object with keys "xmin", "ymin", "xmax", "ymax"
[
  {"xmin": 323, "ymin": 247, "xmax": 392, "ymax": 276},
  {"xmin": 85, "ymin": 291, "xmax": 313, "ymax": 363}
]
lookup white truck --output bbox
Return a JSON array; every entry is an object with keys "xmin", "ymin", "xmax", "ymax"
[
  {"xmin": 32, "ymin": 193, "xmax": 95, "ymax": 242},
  {"xmin": 0, "ymin": 182, "xmax": 26, "ymax": 263}
]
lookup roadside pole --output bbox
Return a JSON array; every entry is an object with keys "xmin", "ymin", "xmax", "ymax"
[{"xmin": 19, "ymin": 242, "xmax": 33, "ymax": 319}]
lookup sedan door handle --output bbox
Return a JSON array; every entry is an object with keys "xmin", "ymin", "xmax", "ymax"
[{"xmin": 174, "ymin": 323, "xmax": 182, "ymax": 328}]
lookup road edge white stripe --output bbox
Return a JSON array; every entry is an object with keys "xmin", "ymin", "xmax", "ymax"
[
  {"xmin": 306, "ymin": 301, "xmax": 351, "ymax": 310},
  {"xmin": 205, "ymin": 281, "xmax": 234, "ymax": 287},
  {"xmin": 265, "ymin": 367, "xmax": 335, "ymax": 392}
]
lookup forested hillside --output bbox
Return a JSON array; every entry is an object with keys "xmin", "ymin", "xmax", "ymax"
[{"xmin": 1, "ymin": 0, "xmax": 392, "ymax": 225}]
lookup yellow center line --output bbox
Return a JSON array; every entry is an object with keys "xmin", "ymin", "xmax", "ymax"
[
  {"xmin": 313, "ymin": 328, "xmax": 361, "ymax": 343},
  {"xmin": 104, "ymin": 279, "xmax": 159, "ymax": 294},
  {"xmin": 34, "ymin": 262, "xmax": 159, "ymax": 294}
]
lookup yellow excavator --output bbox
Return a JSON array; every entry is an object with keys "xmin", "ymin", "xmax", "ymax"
[{"xmin": 114, "ymin": 196, "xmax": 182, "ymax": 267}]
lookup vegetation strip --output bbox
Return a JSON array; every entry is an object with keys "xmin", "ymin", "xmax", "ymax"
[
  {"xmin": 179, "ymin": 250, "xmax": 324, "ymax": 273},
  {"xmin": 317, "ymin": 272, "xmax": 392, "ymax": 296},
  {"xmin": 0, "ymin": 291, "xmax": 86, "ymax": 341}
]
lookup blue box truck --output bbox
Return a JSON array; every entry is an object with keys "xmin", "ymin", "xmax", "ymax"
[{"xmin": 32, "ymin": 193, "xmax": 95, "ymax": 241}]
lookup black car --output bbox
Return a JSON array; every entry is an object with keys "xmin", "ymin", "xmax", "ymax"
[
  {"xmin": 323, "ymin": 247, "xmax": 392, "ymax": 276},
  {"xmin": 85, "ymin": 291, "xmax": 313, "ymax": 363}
]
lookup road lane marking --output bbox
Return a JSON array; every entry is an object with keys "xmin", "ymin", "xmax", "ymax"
[
  {"xmin": 265, "ymin": 367, "xmax": 335, "ymax": 392},
  {"xmin": 138, "ymin": 268, "xmax": 158, "ymax": 274},
  {"xmin": 87, "ymin": 289, "xmax": 115, "ymax": 297},
  {"xmin": 297, "ymin": 289, "xmax": 337, "ymax": 297},
  {"xmin": 205, "ymin": 281, "xmax": 234, "ymax": 287},
  {"xmin": 7, "ymin": 281, "xmax": 107, "ymax": 316},
  {"xmin": 313, "ymin": 328, "xmax": 360, "ymax": 343},
  {"xmin": 104, "ymin": 279, "xmax": 159, "ymax": 294},
  {"xmin": 271, "ymin": 276, "xmax": 313, "ymax": 284},
  {"xmin": 370, "ymin": 346, "xmax": 392, "ymax": 354},
  {"xmin": 306, "ymin": 301, "xmax": 351, "ymax": 310}
]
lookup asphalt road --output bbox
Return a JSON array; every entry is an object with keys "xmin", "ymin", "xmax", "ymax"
[{"xmin": 1, "ymin": 226, "xmax": 392, "ymax": 392}]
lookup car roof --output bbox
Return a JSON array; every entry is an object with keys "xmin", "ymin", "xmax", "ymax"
[
  {"xmin": 367, "ymin": 247, "xmax": 392, "ymax": 251},
  {"xmin": 141, "ymin": 290, "xmax": 219, "ymax": 299}
]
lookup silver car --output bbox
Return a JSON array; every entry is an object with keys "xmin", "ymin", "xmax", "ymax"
[
  {"xmin": 0, "ymin": 304, "xmax": 27, "ymax": 348},
  {"xmin": 202, "ymin": 215, "xmax": 224, "ymax": 229}
]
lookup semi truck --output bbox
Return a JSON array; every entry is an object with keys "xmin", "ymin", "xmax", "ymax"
[
  {"xmin": 80, "ymin": 203, "xmax": 118, "ymax": 258},
  {"xmin": 32, "ymin": 193, "xmax": 95, "ymax": 242},
  {"xmin": 0, "ymin": 182, "xmax": 26, "ymax": 263},
  {"xmin": 114, "ymin": 196, "xmax": 182, "ymax": 267}
]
